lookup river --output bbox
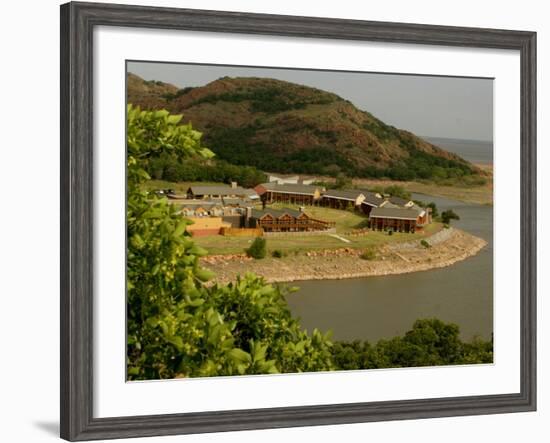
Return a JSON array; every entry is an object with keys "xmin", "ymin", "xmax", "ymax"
[{"xmin": 285, "ymin": 194, "xmax": 493, "ymax": 342}]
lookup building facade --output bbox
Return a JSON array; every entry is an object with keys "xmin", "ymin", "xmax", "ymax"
[
  {"xmin": 248, "ymin": 208, "xmax": 332, "ymax": 233},
  {"xmin": 369, "ymin": 206, "xmax": 431, "ymax": 233},
  {"xmin": 186, "ymin": 183, "xmax": 258, "ymax": 200},
  {"xmin": 254, "ymin": 183, "xmax": 323, "ymax": 205},
  {"xmin": 320, "ymin": 189, "xmax": 366, "ymax": 210}
]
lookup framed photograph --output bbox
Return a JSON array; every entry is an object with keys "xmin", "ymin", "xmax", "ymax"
[{"xmin": 60, "ymin": 1, "xmax": 536, "ymax": 441}]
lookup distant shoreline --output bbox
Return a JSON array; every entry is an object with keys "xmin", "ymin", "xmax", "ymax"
[
  {"xmin": 201, "ymin": 228, "xmax": 487, "ymax": 285},
  {"xmin": 351, "ymin": 177, "xmax": 493, "ymax": 206}
]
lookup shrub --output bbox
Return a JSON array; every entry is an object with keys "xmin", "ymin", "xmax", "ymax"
[
  {"xmin": 272, "ymin": 249, "xmax": 285, "ymax": 258},
  {"xmin": 246, "ymin": 237, "xmax": 267, "ymax": 259},
  {"xmin": 359, "ymin": 248, "xmax": 376, "ymax": 260},
  {"xmin": 420, "ymin": 239, "xmax": 431, "ymax": 249}
]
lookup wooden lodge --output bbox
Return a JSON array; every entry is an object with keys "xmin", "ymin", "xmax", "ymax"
[
  {"xmin": 359, "ymin": 191, "xmax": 385, "ymax": 216},
  {"xmin": 248, "ymin": 207, "xmax": 332, "ymax": 233},
  {"xmin": 254, "ymin": 183, "xmax": 323, "ymax": 206},
  {"xmin": 320, "ymin": 190, "xmax": 365, "ymax": 210},
  {"xmin": 187, "ymin": 183, "xmax": 258, "ymax": 200},
  {"xmin": 369, "ymin": 206, "xmax": 431, "ymax": 233}
]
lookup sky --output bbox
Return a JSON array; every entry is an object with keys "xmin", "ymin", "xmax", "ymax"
[{"xmin": 127, "ymin": 61, "xmax": 493, "ymax": 142}]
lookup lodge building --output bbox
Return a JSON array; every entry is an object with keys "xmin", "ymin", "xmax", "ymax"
[
  {"xmin": 254, "ymin": 183, "xmax": 324, "ymax": 206},
  {"xmin": 167, "ymin": 180, "xmax": 434, "ymax": 237},
  {"xmin": 187, "ymin": 183, "xmax": 258, "ymax": 201},
  {"xmin": 320, "ymin": 190, "xmax": 366, "ymax": 209},
  {"xmin": 369, "ymin": 205, "xmax": 431, "ymax": 233},
  {"xmin": 247, "ymin": 207, "xmax": 333, "ymax": 233},
  {"xmin": 360, "ymin": 191, "xmax": 386, "ymax": 216}
]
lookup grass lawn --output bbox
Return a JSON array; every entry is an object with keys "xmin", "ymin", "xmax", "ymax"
[{"xmin": 194, "ymin": 219, "xmax": 443, "ymax": 256}]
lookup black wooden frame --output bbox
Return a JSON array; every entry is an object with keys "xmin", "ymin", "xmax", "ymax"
[{"xmin": 60, "ymin": 2, "xmax": 537, "ymax": 441}]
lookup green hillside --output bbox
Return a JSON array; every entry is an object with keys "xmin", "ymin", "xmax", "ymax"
[{"xmin": 127, "ymin": 73, "xmax": 483, "ymax": 181}]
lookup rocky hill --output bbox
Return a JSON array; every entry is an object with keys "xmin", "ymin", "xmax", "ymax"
[{"xmin": 127, "ymin": 72, "xmax": 481, "ymax": 180}]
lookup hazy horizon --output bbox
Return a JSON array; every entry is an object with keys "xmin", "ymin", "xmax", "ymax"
[{"xmin": 128, "ymin": 61, "xmax": 493, "ymax": 143}]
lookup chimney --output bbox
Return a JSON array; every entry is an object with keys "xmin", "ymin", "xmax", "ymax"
[
  {"xmin": 245, "ymin": 206, "xmax": 252, "ymax": 227},
  {"xmin": 231, "ymin": 181, "xmax": 237, "ymax": 189},
  {"xmin": 299, "ymin": 206, "xmax": 305, "ymax": 213}
]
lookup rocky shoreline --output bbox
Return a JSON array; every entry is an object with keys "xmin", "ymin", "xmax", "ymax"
[{"xmin": 200, "ymin": 227, "xmax": 488, "ymax": 284}]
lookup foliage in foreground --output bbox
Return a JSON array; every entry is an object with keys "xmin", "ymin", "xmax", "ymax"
[
  {"xmin": 332, "ymin": 319, "xmax": 493, "ymax": 371},
  {"xmin": 126, "ymin": 105, "xmax": 333, "ymax": 380}
]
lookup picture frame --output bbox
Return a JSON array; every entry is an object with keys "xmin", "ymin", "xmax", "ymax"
[{"xmin": 60, "ymin": 1, "xmax": 537, "ymax": 441}]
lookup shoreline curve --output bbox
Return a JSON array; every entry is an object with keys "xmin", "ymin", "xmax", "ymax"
[{"xmin": 201, "ymin": 227, "xmax": 488, "ymax": 285}]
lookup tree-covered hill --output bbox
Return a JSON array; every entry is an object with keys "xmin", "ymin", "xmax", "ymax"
[{"xmin": 127, "ymin": 73, "xmax": 484, "ymax": 181}]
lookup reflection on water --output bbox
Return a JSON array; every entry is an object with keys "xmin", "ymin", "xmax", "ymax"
[{"xmin": 285, "ymin": 194, "xmax": 493, "ymax": 342}]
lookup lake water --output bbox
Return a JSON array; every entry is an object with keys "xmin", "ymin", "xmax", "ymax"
[
  {"xmin": 423, "ymin": 137, "xmax": 493, "ymax": 165},
  {"xmin": 285, "ymin": 194, "xmax": 493, "ymax": 342}
]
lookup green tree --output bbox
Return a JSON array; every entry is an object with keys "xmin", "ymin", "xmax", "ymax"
[
  {"xmin": 331, "ymin": 319, "xmax": 492, "ymax": 370},
  {"xmin": 383, "ymin": 185, "xmax": 411, "ymax": 200},
  {"xmin": 334, "ymin": 173, "xmax": 352, "ymax": 189},
  {"xmin": 246, "ymin": 237, "xmax": 267, "ymax": 259},
  {"xmin": 441, "ymin": 209, "xmax": 460, "ymax": 224},
  {"xmin": 126, "ymin": 105, "xmax": 332, "ymax": 380}
]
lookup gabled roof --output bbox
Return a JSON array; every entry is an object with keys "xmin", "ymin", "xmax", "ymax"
[
  {"xmin": 380, "ymin": 201, "xmax": 400, "ymax": 209},
  {"xmin": 178, "ymin": 200, "xmax": 223, "ymax": 209},
  {"xmin": 242, "ymin": 189, "xmax": 259, "ymax": 199},
  {"xmin": 258, "ymin": 182, "xmax": 321, "ymax": 196},
  {"xmin": 357, "ymin": 190, "xmax": 385, "ymax": 207},
  {"xmin": 251, "ymin": 207, "xmax": 307, "ymax": 219},
  {"xmin": 410, "ymin": 204, "xmax": 426, "ymax": 216},
  {"xmin": 188, "ymin": 185, "xmax": 249, "ymax": 196},
  {"xmin": 322, "ymin": 189, "xmax": 365, "ymax": 201},
  {"xmin": 221, "ymin": 197, "xmax": 254, "ymax": 207},
  {"xmin": 370, "ymin": 207, "xmax": 421, "ymax": 220},
  {"xmin": 388, "ymin": 196, "xmax": 412, "ymax": 207}
]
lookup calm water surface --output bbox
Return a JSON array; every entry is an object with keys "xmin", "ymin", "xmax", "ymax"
[
  {"xmin": 285, "ymin": 194, "xmax": 493, "ymax": 341},
  {"xmin": 423, "ymin": 137, "xmax": 493, "ymax": 164}
]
